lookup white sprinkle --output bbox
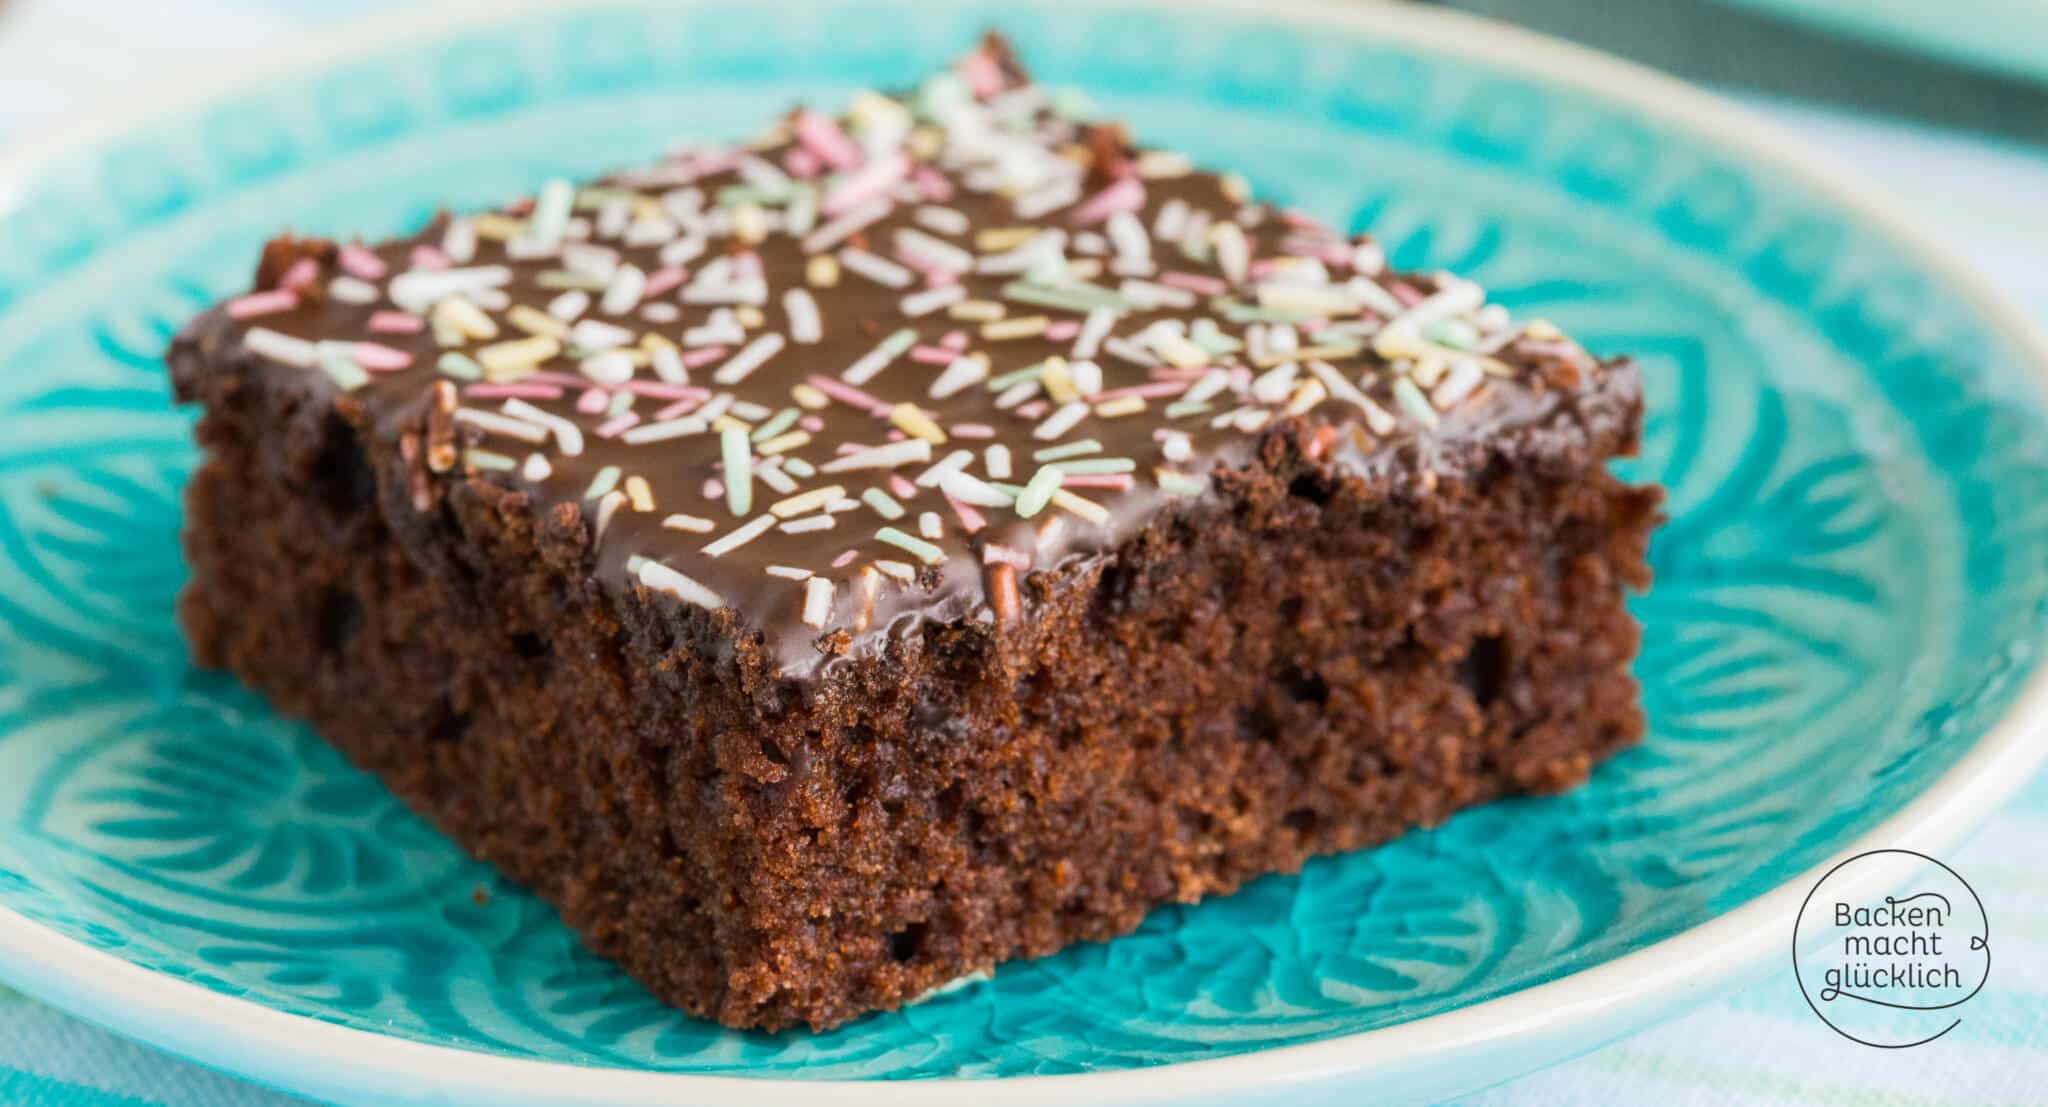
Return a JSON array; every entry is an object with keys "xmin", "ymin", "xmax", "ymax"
[
  {"xmin": 593, "ymin": 490, "xmax": 628, "ymax": 542},
  {"xmin": 755, "ymin": 461, "xmax": 797, "ymax": 495},
  {"xmin": 765, "ymin": 565, "xmax": 812, "ymax": 581},
  {"xmin": 984, "ymin": 444, "xmax": 1012, "ymax": 480},
  {"xmin": 784, "ymin": 288, "xmax": 823, "ymax": 344},
  {"xmin": 650, "ymin": 345, "xmax": 686, "ymax": 383},
  {"xmin": 780, "ymin": 513, "xmax": 834, "ymax": 534},
  {"xmin": 329, "ymin": 276, "xmax": 379, "ymax": 304},
  {"xmin": 898, "ymin": 283, "xmax": 963, "ymax": 317},
  {"xmin": 1073, "ymin": 308, "xmax": 1116, "ymax": 360},
  {"xmin": 621, "ymin": 416, "xmax": 708, "ymax": 445},
  {"xmin": 875, "ymin": 559, "xmax": 918, "ymax": 582},
  {"xmin": 838, "ymin": 247, "xmax": 915, "ymax": 289},
  {"xmin": 569, "ymin": 318, "xmax": 634, "ymax": 351},
  {"xmin": 501, "ymin": 398, "xmax": 585, "ymax": 457},
  {"xmin": 928, "ymin": 354, "xmax": 988, "ymax": 399},
  {"xmin": 521, "ymin": 453, "xmax": 552, "ymax": 482},
  {"xmin": 940, "ymin": 468, "xmax": 1015, "ymax": 508},
  {"xmin": 453, "ymin": 406, "xmax": 549, "ymax": 445},
  {"xmin": 915, "ymin": 449, "xmax": 975, "ymax": 488},
  {"xmin": 549, "ymin": 289, "xmax": 591, "ymax": 321},
  {"xmin": 802, "ymin": 577, "xmax": 835, "ymax": 628},
  {"xmin": 721, "ymin": 426, "xmax": 753, "ymax": 515},
  {"xmin": 895, "ymin": 226, "xmax": 975, "ymax": 274},
  {"xmin": 581, "ymin": 350, "xmax": 635, "ymax": 386},
  {"xmin": 701, "ymin": 514, "xmax": 776, "ymax": 557},
  {"xmin": 1433, "ymin": 358, "xmax": 1485, "ymax": 409},
  {"xmin": 637, "ymin": 560, "xmax": 725, "ymax": 609},
  {"xmin": 442, "ymin": 219, "xmax": 478, "ymax": 264},
  {"xmin": 820, "ymin": 437, "xmax": 932, "ymax": 474},
  {"xmin": 529, "ymin": 179, "xmax": 575, "ymax": 250},
  {"xmin": 1308, "ymin": 360, "xmax": 1397, "ymax": 435},
  {"xmin": 242, "ymin": 327, "xmax": 316, "ymax": 368},
  {"xmin": 919, "ymin": 511, "xmax": 944, "ymax": 540},
  {"xmin": 842, "ymin": 328, "xmax": 917, "ymax": 386},
  {"xmin": 712, "ymin": 332, "xmax": 786, "ymax": 386},
  {"xmin": 388, "ymin": 266, "xmax": 513, "ymax": 313},
  {"xmin": 600, "ymin": 264, "xmax": 647, "ymax": 315},
  {"xmin": 1212, "ymin": 221, "xmax": 1249, "ymax": 286},
  {"xmin": 1033, "ymin": 401, "xmax": 1090, "ymax": 441},
  {"xmin": 802, "ymin": 196, "xmax": 891, "ymax": 253},
  {"xmin": 662, "ymin": 513, "xmax": 715, "ymax": 533},
  {"xmin": 1154, "ymin": 198, "xmax": 1190, "ymax": 241},
  {"xmin": 1069, "ymin": 359, "xmax": 1103, "ymax": 398},
  {"xmin": 914, "ymin": 205, "xmax": 970, "ymax": 236}
]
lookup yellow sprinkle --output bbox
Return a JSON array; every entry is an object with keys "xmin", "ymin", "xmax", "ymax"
[
  {"xmin": 1050, "ymin": 489, "xmax": 1109, "ymax": 526},
  {"xmin": 736, "ymin": 305, "xmax": 765, "ymax": 329},
  {"xmin": 982, "ymin": 315, "xmax": 1050, "ymax": 341},
  {"xmin": 1252, "ymin": 344, "xmax": 1361, "ymax": 368},
  {"xmin": 1373, "ymin": 327, "xmax": 1431, "ymax": 361},
  {"xmin": 1040, "ymin": 356, "xmax": 1078, "ymax": 404},
  {"xmin": 1220, "ymin": 173, "xmax": 1250, "ymax": 203},
  {"xmin": 476, "ymin": 335, "xmax": 560, "ymax": 379},
  {"xmin": 712, "ymin": 414, "xmax": 752, "ymax": 435},
  {"xmin": 890, "ymin": 402, "xmax": 948, "ymax": 445},
  {"xmin": 471, "ymin": 213, "xmax": 526, "ymax": 241},
  {"xmin": 907, "ymin": 126, "xmax": 944, "ymax": 161},
  {"xmin": 806, "ymin": 254, "xmax": 840, "ymax": 288},
  {"xmin": 507, "ymin": 304, "xmax": 569, "ymax": 339},
  {"xmin": 769, "ymin": 485, "xmax": 846, "ymax": 518},
  {"xmin": 1064, "ymin": 258, "xmax": 1104, "ymax": 281},
  {"xmin": 625, "ymin": 475, "xmax": 655, "ymax": 512},
  {"xmin": 640, "ymin": 332, "xmax": 679, "ymax": 354},
  {"xmin": 948, "ymin": 299, "xmax": 1005, "ymax": 322},
  {"xmin": 754, "ymin": 430, "xmax": 811, "ymax": 455},
  {"xmin": 1524, "ymin": 319, "xmax": 1563, "ymax": 340},
  {"xmin": 976, "ymin": 227, "xmax": 1038, "ymax": 251},
  {"xmin": 1285, "ymin": 376, "xmax": 1328, "ymax": 417},
  {"xmin": 662, "ymin": 513, "xmax": 714, "ymax": 533},
  {"xmin": 431, "ymin": 297, "xmax": 498, "ymax": 341},
  {"xmin": 1095, "ymin": 395, "xmax": 1147, "ymax": 418},
  {"xmin": 732, "ymin": 202, "xmax": 768, "ymax": 245},
  {"xmin": 792, "ymin": 383, "xmax": 830, "ymax": 409}
]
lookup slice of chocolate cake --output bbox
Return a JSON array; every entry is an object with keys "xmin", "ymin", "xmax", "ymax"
[{"xmin": 168, "ymin": 36, "xmax": 1661, "ymax": 1031}]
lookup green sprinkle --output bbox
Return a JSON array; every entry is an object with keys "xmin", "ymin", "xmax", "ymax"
[
  {"xmin": 717, "ymin": 183, "xmax": 785, "ymax": 207},
  {"xmin": 1033, "ymin": 438, "xmax": 1102, "ymax": 463},
  {"xmin": 319, "ymin": 350, "xmax": 369, "ymax": 392},
  {"xmin": 536, "ymin": 270, "xmax": 610, "ymax": 290},
  {"xmin": 782, "ymin": 457, "xmax": 817, "ymax": 479},
  {"xmin": 606, "ymin": 390, "xmax": 635, "ymax": 417},
  {"xmin": 1163, "ymin": 399, "xmax": 1214, "ymax": 419},
  {"xmin": 986, "ymin": 365, "xmax": 1048, "ymax": 391},
  {"xmin": 989, "ymin": 481, "xmax": 1028, "ymax": 498},
  {"xmin": 1392, "ymin": 377, "xmax": 1440, "ymax": 430},
  {"xmin": 466, "ymin": 448, "xmax": 517, "ymax": 472},
  {"xmin": 875, "ymin": 526, "xmax": 944, "ymax": 564},
  {"xmin": 862, "ymin": 488, "xmax": 906, "ymax": 520},
  {"xmin": 1157, "ymin": 469, "xmax": 1208, "ymax": 497},
  {"xmin": 750, "ymin": 407, "xmax": 801, "ymax": 444},
  {"xmin": 436, "ymin": 351, "xmax": 483, "ymax": 380},
  {"xmin": 1000, "ymin": 280, "xmax": 1131, "ymax": 314},
  {"xmin": 1051, "ymin": 457, "xmax": 1135, "ymax": 476},
  {"xmin": 583, "ymin": 464, "xmax": 622, "ymax": 499},
  {"xmin": 721, "ymin": 426, "xmax": 753, "ymax": 515},
  {"xmin": 1015, "ymin": 466, "xmax": 1063, "ymax": 519}
]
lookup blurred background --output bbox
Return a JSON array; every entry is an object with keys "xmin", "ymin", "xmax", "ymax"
[{"xmin": 0, "ymin": 1, "xmax": 2042, "ymax": 1104}]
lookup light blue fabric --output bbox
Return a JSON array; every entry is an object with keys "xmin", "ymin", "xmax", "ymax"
[{"xmin": 0, "ymin": 2, "xmax": 2043, "ymax": 1103}]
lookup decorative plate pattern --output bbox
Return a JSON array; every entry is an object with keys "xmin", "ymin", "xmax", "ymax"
[{"xmin": 1, "ymin": 0, "xmax": 2046, "ymax": 1088}]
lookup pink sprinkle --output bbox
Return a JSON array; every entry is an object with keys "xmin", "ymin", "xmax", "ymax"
[
  {"xmin": 1281, "ymin": 208, "xmax": 1333, "ymax": 233},
  {"xmin": 703, "ymin": 479, "xmax": 724, "ymax": 499},
  {"xmin": 960, "ymin": 50, "xmax": 1004, "ymax": 99},
  {"xmin": 1096, "ymin": 380, "xmax": 1189, "ymax": 402},
  {"xmin": 1161, "ymin": 270, "xmax": 1228, "ymax": 296},
  {"xmin": 834, "ymin": 442, "xmax": 867, "ymax": 456},
  {"xmin": 792, "ymin": 109, "xmax": 862, "ymax": 171},
  {"xmin": 798, "ymin": 415, "xmax": 825, "ymax": 432},
  {"xmin": 1228, "ymin": 366, "xmax": 1255, "ymax": 387},
  {"xmin": 949, "ymin": 423, "xmax": 995, "ymax": 438},
  {"xmin": 731, "ymin": 252, "xmax": 763, "ymax": 280},
  {"xmin": 463, "ymin": 383, "xmax": 564, "ymax": 400},
  {"xmin": 596, "ymin": 412, "xmax": 642, "ymax": 438},
  {"xmin": 338, "ymin": 242, "xmax": 387, "ymax": 280},
  {"xmin": 577, "ymin": 388, "xmax": 610, "ymax": 415},
  {"xmin": 1045, "ymin": 320, "xmax": 1080, "ymax": 342},
  {"xmin": 620, "ymin": 381, "xmax": 708, "ymax": 401},
  {"xmin": 946, "ymin": 497, "xmax": 988, "ymax": 534},
  {"xmin": 410, "ymin": 245, "xmax": 450, "ymax": 271},
  {"xmin": 889, "ymin": 475, "xmax": 918, "ymax": 500},
  {"xmin": 936, "ymin": 330, "xmax": 966, "ymax": 351},
  {"xmin": 1016, "ymin": 400, "xmax": 1050, "ymax": 419},
  {"xmin": 643, "ymin": 266, "xmax": 688, "ymax": 299},
  {"xmin": 831, "ymin": 549, "xmax": 859, "ymax": 569},
  {"xmin": 685, "ymin": 148, "xmax": 740, "ymax": 178},
  {"xmin": 913, "ymin": 167, "xmax": 954, "ymax": 203},
  {"xmin": 505, "ymin": 197, "xmax": 535, "ymax": 215},
  {"xmin": 680, "ymin": 345, "xmax": 729, "ymax": 368},
  {"xmin": 353, "ymin": 342, "xmax": 414, "ymax": 371},
  {"xmin": 822, "ymin": 152, "xmax": 908, "ymax": 217},
  {"xmin": 367, "ymin": 310, "xmax": 424, "ymax": 334},
  {"xmin": 653, "ymin": 397, "xmax": 704, "ymax": 421},
  {"xmin": 226, "ymin": 288, "xmax": 299, "ymax": 319},
  {"xmin": 1069, "ymin": 175, "xmax": 1145, "ymax": 226},
  {"xmin": 982, "ymin": 543, "xmax": 1030, "ymax": 569},
  {"xmin": 1389, "ymin": 281, "xmax": 1425, "ymax": 308},
  {"xmin": 910, "ymin": 345, "xmax": 957, "ymax": 365},
  {"xmin": 784, "ymin": 147, "xmax": 822, "ymax": 179},
  {"xmin": 521, "ymin": 371, "xmax": 590, "ymax": 388},
  {"xmin": 920, "ymin": 267, "xmax": 960, "ymax": 288},
  {"xmin": 279, "ymin": 258, "xmax": 322, "ymax": 292},
  {"xmin": 1064, "ymin": 474, "xmax": 1134, "ymax": 491},
  {"xmin": 1248, "ymin": 258, "xmax": 1279, "ymax": 281},
  {"xmin": 885, "ymin": 429, "xmax": 907, "ymax": 441},
  {"xmin": 805, "ymin": 374, "xmax": 890, "ymax": 414}
]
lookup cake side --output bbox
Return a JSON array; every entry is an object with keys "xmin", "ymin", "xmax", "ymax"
[{"xmin": 173, "ymin": 319, "xmax": 1655, "ymax": 1031}]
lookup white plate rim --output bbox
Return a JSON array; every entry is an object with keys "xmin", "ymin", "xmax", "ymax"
[{"xmin": 1, "ymin": 0, "xmax": 2046, "ymax": 1103}]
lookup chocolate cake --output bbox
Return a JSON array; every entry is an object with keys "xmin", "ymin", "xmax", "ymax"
[{"xmin": 168, "ymin": 37, "xmax": 1661, "ymax": 1032}]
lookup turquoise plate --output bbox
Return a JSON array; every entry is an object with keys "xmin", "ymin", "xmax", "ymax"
[
  {"xmin": 2, "ymin": 1, "xmax": 2047, "ymax": 1104},
  {"xmin": 1710, "ymin": 0, "xmax": 2048, "ymax": 87}
]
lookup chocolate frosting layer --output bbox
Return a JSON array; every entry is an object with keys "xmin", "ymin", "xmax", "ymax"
[{"xmin": 175, "ymin": 36, "xmax": 1630, "ymax": 679}]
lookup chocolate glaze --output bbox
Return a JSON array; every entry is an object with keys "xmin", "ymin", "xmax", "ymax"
[{"xmin": 170, "ymin": 44, "xmax": 1636, "ymax": 680}]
